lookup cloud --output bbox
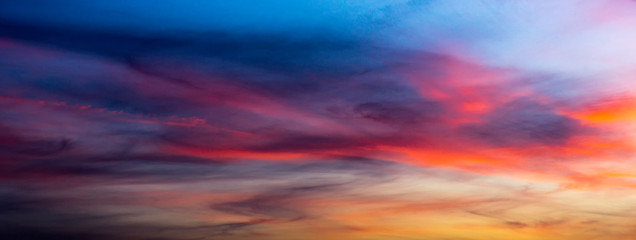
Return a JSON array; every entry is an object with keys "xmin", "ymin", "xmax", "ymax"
[
  {"xmin": 353, "ymin": 99, "xmax": 443, "ymax": 125},
  {"xmin": 463, "ymin": 98, "xmax": 585, "ymax": 147},
  {"xmin": 1, "ymin": 1, "xmax": 636, "ymax": 240}
]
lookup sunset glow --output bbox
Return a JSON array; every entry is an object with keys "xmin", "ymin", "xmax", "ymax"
[{"xmin": 1, "ymin": 1, "xmax": 636, "ymax": 239}]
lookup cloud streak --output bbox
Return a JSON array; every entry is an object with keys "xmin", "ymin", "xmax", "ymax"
[{"xmin": 1, "ymin": 0, "xmax": 636, "ymax": 239}]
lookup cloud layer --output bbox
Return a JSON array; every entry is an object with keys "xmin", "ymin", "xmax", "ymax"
[{"xmin": 1, "ymin": 1, "xmax": 636, "ymax": 239}]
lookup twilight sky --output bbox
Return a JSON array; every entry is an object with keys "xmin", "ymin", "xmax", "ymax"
[{"xmin": 1, "ymin": 1, "xmax": 636, "ymax": 239}]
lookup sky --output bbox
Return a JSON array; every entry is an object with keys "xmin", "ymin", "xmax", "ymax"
[{"xmin": 1, "ymin": 0, "xmax": 636, "ymax": 239}]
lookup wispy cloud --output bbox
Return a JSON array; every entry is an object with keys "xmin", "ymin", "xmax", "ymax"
[{"xmin": 1, "ymin": 0, "xmax": 636, "ymax": 239}]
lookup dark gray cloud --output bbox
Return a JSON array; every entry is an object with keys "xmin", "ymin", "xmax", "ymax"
[
  {"xmin": 463, "ymin": 98, "xmax": 584, "ymax": 147},
  {"xmin": 211, "ymin": 183, "xmax": 355, "ymax": 234},
  {"xmin": 353, "ymin": 99, "xmax": 444, "ymax": 125},
  {"xmin": 0, "ymin": 124, "xmax": 71, "ymax": 157}
]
